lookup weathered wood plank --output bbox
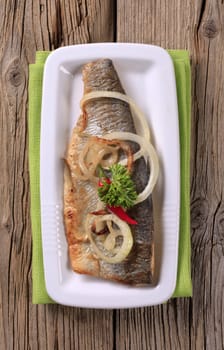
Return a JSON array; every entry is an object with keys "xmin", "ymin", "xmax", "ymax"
[
  {"xmin": 116, "ymin": 0, "xmax": 224, "ymax": 349},
  {"xmin": 1, "ymin": 0, "xmax": 224, "ymax": 349},
  {"xmin": 116, "ymin": 0, "xmax": 191, "ymax": 48},
  {"xmin": 0, "ymin": 1, "xmax": 114, "ymax": 350}
]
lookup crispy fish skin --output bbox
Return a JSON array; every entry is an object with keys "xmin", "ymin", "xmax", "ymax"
[{"xmin": 64, "ymin": 59, "xmax": 154, "ymax": 285}]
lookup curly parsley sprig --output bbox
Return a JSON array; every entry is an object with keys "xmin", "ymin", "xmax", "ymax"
[{"xmin": 98, "ymin": 164, "xmax": 137, "ymax": 209}]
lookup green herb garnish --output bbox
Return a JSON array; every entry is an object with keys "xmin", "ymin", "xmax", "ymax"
[{"xmin": 98, "ymin": 164, "xmax": 137, "ymax": 209}]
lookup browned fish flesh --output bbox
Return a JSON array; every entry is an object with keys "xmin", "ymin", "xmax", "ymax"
[{"xmin": 64, "ymin": 58, "xmax": 154, "ymax": 285}]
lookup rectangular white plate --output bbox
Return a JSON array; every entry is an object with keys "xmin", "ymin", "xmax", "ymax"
[{"xmin": 40, "ymin": 43, "xmax": 180, "ymax": 308}]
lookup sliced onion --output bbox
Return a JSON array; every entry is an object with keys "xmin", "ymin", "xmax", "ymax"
[
  {"xmin": 104, "ymin": 221, "xmax": 122, "ymax": 252},
  {"xmin": 103, "ymin": 131, "xmax": 147, "ymax": 164},
  {"xmin": 79, "ymin": 143, "xmax": 117, "ymax": 181},
  {"xmin": 67, "ymin": 160, "xmax": 90, "ymax": 181},
  {"xmin": 81, "ymin": 91, "xmax": 150, "ymax": 141},
  {"xmin": 92, "ymin": 136, "xmax": 134, "ymax": 172},
  {"xmin": 78, "ymin": 136, "xmax": 133, "ymax": 181},
  {"xmin": 103, "ymin": 132, "xmax": 159, "ymax": 204},
  {"xmin": 100, "ymin": 149, "xmax": 119, "ymax": 168},
  {"xmin": 86, "ymin": 213, "xmax": 133, "ymax": 264},
  {"xmin": 78, "ymin": 139, "xmax": 118, "ymax": 181},
  {"xmin": 134, "ymin": 142, "xmax": 159, "ymax": 204}
]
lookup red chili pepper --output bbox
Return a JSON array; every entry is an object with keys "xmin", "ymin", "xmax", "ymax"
[
  {"xmin": 107, "ymin": 206, "xmax": 138, "ymax": 225},
  {"xmin": 98, "ymin": 178, "xmax": 111, "ymax": 187}
]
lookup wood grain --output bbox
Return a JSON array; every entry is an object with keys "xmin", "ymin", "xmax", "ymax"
[
  {"xmin": 1, "ymin": 0, "xmax": 224, "ymax": 349},
  {"xmin": 0, "ymin": 1, "xmax": 114, "ymax": 350},
  {"xmin": 117, "ymin": 0, "xmax": 224, "ymax": 349}
]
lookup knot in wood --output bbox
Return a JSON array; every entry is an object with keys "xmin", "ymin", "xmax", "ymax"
[
  {"xmin": 6, "ymin": 58, "xmax": 25, "ymax": 88},
  {"xmin": 214, "ymin": 202, "xmax": 224, "ymax": 240},
  {"xmin": 2, "ymin": 216, "xmax": 12, "ymax": 234},
  {"xmin": 191, "ymin": 197, "xmax": 209, "ymax": 229},
  {"xmin": 202, "ymin": 19, "xmax": 219, "ymax": 39}
]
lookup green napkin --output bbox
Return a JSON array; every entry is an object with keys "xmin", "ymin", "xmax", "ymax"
[
  {"xmin": 168, "ymin": 50, "xmax": 192, "ymax": 297},
  {"xmin": 28, "ymin": 50, "xmax": 192, "ymax": 304}
]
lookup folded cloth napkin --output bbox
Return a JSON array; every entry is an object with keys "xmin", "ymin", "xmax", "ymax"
[{"xmin": 28, "ymin": 50, "xmax": 192, "ymax": 304}]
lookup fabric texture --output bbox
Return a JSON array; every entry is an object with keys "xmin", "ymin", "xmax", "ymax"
[{"xmin": 28, "ymin": 50, "xmax": 192, "ymax": 304}]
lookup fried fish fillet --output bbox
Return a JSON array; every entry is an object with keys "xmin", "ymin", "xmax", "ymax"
[{"xmin": 64, "ymin": 59, "xmax": 154, "ymax": 285}]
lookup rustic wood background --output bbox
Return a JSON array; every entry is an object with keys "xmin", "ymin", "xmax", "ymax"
[{"xmin": 0, "ymin": 0, "xmax": 224, "ymax": 349}]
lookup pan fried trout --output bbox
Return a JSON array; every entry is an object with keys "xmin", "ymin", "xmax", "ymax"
[{"xmin": 64, "ymin": 59, "xmax": 154, "ymax": 285}]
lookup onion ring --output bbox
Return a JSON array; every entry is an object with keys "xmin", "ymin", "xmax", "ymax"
[
  {"xmin": 78, "ymin": 136, "xmax": 134, "ymax": 181},
  {"xmin": 103, "ymin": 132, "xmax": 159, "ymax": 203},
  {"xmin": 86, "ymin": 213, "xmax": 133, "ymax": 264}
]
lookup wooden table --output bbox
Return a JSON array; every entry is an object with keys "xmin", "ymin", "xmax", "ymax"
[{"xmin": 1, "ymin": 1, "xmax": 224, "ymax": 349}]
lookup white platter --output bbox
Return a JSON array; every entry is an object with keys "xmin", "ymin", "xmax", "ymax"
[{"xmin": 40, "ymin": 43, "xmax": 180, "ymax": 308}]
